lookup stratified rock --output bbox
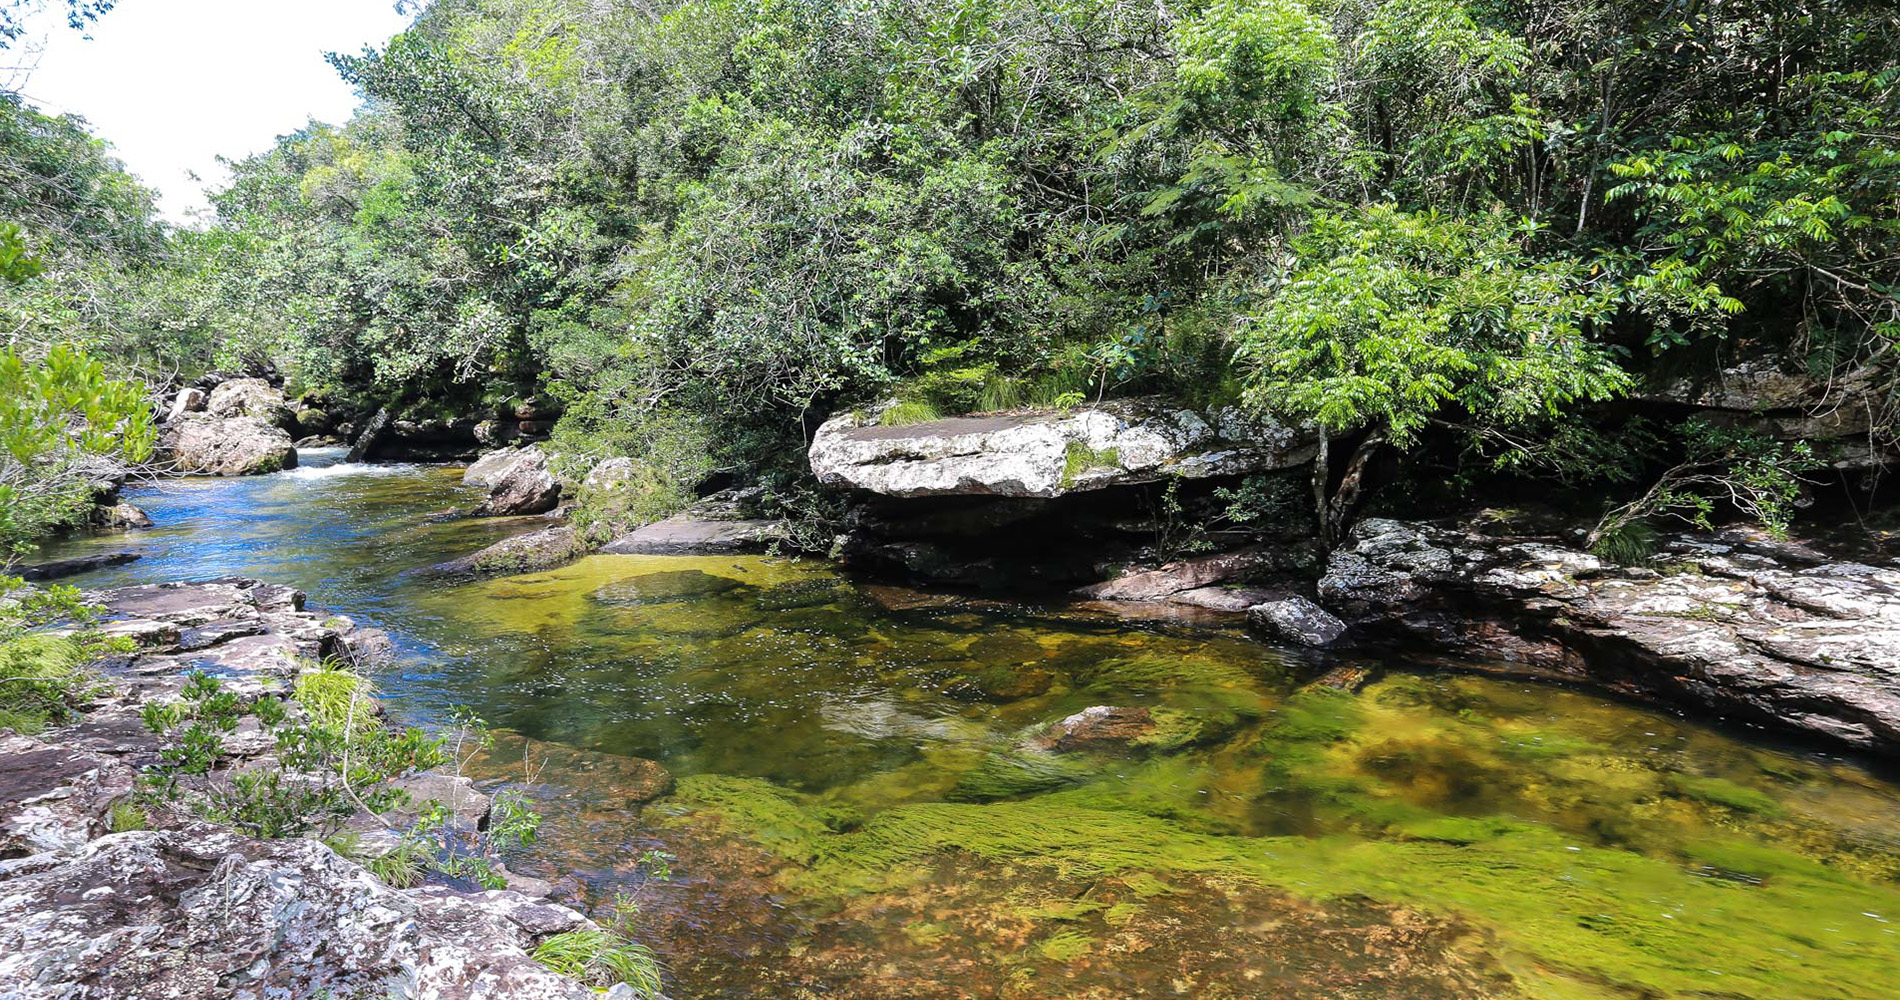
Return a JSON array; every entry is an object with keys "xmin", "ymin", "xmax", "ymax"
[
  {"xmin": 17, "ymin": 551, "xmax": 140, "ymax": 582},
  {"xmin": 1247, "ymin": 596, "xmax": 1347, "ymax": 647},
  {"xmin": 204, "ymin": 377, "xmax": 296, "ymax": 429},
  {"xmin": 0, "ymin": 827, "xmax": 598, "ymax": 1000},
  {"xmin": 0, "ymin": 735, "xmax": 137, "ymax": 857},
  {"xmin": 466, "ymin": 446, "xmax": 561, "ymax": 516},
  {"xmin": 1077, "ymin": 546, "xmax": 1283, "ymax": 602},
  {"xmin": 809, "ymin": 397, "xmax": 1316, "ymax": 499},
  {"xmin": 1320, "ymin": 518, "xmax": 1900, "ymax": 751},
  {"xmin": 162, "ymin": 412, "xmax": 297, "ymax": 476},
  {"xmin": 427, "ymin": 525, "xmax": 583, "ymax": 579}
]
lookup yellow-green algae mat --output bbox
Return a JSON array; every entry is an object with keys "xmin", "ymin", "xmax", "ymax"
[
  {"xmin": 427, "ymin": 554, "xmax": 1900, "ymax": 999},
  {"xmin": 661, "ymin": 683, "xmax": 1900, "ymax": 1000}
]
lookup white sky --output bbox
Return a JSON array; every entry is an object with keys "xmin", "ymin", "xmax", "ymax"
[{"xmin": 6, "ymin": 1, "xmax": 414, "ymax": 224}]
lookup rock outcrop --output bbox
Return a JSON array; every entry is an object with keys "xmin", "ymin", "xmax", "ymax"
[
  {"xmin": 809, "ymin": 398, "xmax": 1316, "ymax": 499},
  {"xmin": 466, "ymin": 446, "xmax": 562, "ymax": 516},
  {"xmin": 0, "ymin": 827, "xmax": 599, "ymax": 1000},
  {"xmin": 1247, "ymin": 596, "xmax": 1347, "ymax": 647},
  {"xmin": 1638, "ymin": 359, "xmax": 1891, "ymax": 469},
  {"xmin": 1319, "ymin": 518, "xmax": 1900, "ymax": 752}
]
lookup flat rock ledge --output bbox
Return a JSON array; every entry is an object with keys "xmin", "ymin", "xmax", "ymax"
[
  {"xmin": 1320, "ymin": 518, "xmax": 1900, "ymax": 753},
  {"xmin": 0, "ymin": 578, "xmax": 611, "ymax": 999},
  {"xmin": 809, "ymin": 397, "xmax": 1316, "ymax": 499},
  {"xmin": 0, "ymin": 825, "xmax": 598, "ymax": 1000}
]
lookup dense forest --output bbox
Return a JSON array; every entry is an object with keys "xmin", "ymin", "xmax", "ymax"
[{"xmin": 3, "ymin": 0, "xmax": 1893, "ymax": 558}]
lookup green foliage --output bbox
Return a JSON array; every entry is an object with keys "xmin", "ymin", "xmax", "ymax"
[
  {"xmin": 105, "ymin": 799, "xmax": 146, "ymax": 833},
  {"xmin": 1591, "ymin": 421, "xmax": 1819, "ymax": 546},
  {"xmin": 1235, "ymin": 208, "xmax": 1627, "ymax": 446},
  {"xmin": 0, "ymin": 344, "xmax": 156, "ymax": 561}
]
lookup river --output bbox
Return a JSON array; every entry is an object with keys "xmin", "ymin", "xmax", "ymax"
[{"xmin": 35, "ymin": 449, "xmax": 1900, "ymax": 999}]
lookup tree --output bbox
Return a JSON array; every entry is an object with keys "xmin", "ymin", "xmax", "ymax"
[{"xmin": 1234, "ymin": 206, "xmax": 1627, "ymax": 544}]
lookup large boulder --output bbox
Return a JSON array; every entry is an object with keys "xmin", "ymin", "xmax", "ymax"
[
  {"xmin": 204, "ymin": 377, "xmax": 296, "ymax": 430},
  {"xmin": 1319, "ymin": 518, "xmax": 1900, "ymax": 752},
  {"xmin": 465, "ymin": 446, "xmax": 562, "ymax": 516},
  {"xmin": 0, "ymin": 827, "xmax": 597, "ymax": 1000},
  {"xmin": 162, "ymin": 412, "xmax": 297, "ymax": 476},
  {"xmin": 809, "ymin": 397, "xmax": 1316, "ymax": 499}
]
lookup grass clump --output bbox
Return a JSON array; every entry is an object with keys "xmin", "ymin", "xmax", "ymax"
[
  {"xmin": 106, "ymin": 800, "xmax": 147, "ymax": 832},
  {"xmin": 1059, "ymin": 441, "xmax": 1121, "ymax": 487},
  {"xmin": 293, "ymin": 667, "xmax": 378, "ymax": 733},
  {"xmin": 0, "ymin": 632, "xmax": 96, "ymax": 734},
  {"xmin": 879, "ymin": 398, "xmax": 944, "ymax": 426},
  {"xmin": 532, "ymin": 929, "xmax": 665, "ymax": 996}
]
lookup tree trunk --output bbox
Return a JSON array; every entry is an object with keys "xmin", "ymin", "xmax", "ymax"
[{"xmin": 1314, "ymin": 427, "xmax": 1385, "ymax": 550}]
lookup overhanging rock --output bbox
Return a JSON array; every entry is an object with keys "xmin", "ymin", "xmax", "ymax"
[{"xmin": 809, "ymin": 398, "xmax": 1316, "ymax": 499}]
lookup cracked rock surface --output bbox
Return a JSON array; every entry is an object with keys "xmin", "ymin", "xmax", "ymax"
[{"xmin": 1320, "ymin": 518, "xmax": 1900, "ymax": 751}]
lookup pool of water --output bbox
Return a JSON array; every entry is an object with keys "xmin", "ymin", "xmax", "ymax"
[{"xmin": 37, "ymin": 452, "xmax": 1900, "ymax": 999}]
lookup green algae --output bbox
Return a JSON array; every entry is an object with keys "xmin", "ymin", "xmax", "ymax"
[
  {"xmin": 710, "ymin": 792, "xmax": 1900, "ymax": 999},
  {"xmin": 1665, "ymin": 773, "xmax": 1785, "ymax": 815}
]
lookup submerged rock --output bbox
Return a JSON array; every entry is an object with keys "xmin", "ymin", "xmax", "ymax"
[
  {"xmin": 1320, "ymin": 518, "xmax": 1900, "ymax": 751},
  {"xmin": 17, "ymin": 551, "xmax": 140, "ymax": 582},
  {"xmin": 0, "ymin": 827, "xmax": 598, "ymax": 1000},
  {"xmin": 466, "ymin": 446, "xmax": 562, "ymax": 516},
  {"xmin": 809, "ymin": 397, "xmax": 1316, "ymax": 499},
  {"xmin": 592, "ymin": 569, "xmax": 746, "ymax": 606},
  {"xmin": 1035, "ymin": 706, "xmax": 1157, "ymax": 753}
]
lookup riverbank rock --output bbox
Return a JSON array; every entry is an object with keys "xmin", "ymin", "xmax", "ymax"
[
  {"xmin": 162, "ymin": 412, "xmax": 297, "ymax": 476},
  {"xmin": 466, "ymin": 446, "xmax": 562, "ymax": 516},
  {"xmin": 809, "ymin": 398, "xmax": 1316, "ymax": 499},
  {"xmin": 1319, "ymin": 518, "xmax": 1900, "ymax": 752},
  {"xmin": 602, "ymin": 515, "xmax": 788, "ymax": 555},
  {"xmin": 0, "ymin": 826, "xmax": 599, "ymax": 1000},
  {"xmin": 428, "ymin": 525, "xmax": 584, "ymax": 579}
]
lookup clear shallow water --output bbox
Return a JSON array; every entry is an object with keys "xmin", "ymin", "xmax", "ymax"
[{"xmin": 38, "ymin": 454, "xmax": 1900, "ymax": 999}]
